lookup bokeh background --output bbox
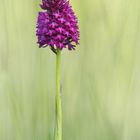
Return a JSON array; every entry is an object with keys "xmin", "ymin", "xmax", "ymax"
[{"xmin": 0, "ymin": 0, "xmax": 140, "ymax": 140}]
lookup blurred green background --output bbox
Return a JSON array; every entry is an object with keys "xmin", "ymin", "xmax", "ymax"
[{"xmin": 0, "ymin": 0, "xmax": 140, "ymax": 140}]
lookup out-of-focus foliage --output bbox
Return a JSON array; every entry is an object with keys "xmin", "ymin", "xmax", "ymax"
[{"xmin": 0, "ymin": 0, "xmax": 140, "ymax": 140}]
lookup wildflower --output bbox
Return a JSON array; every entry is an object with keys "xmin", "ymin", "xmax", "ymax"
[{"xmin": 36, "ymin": 0, "xmax": 80, "ymax": 51}]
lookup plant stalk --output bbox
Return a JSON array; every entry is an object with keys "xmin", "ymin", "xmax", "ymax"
[{"xmin": 55, "ymin": 48, "xmax": 62, "ymax": 140}]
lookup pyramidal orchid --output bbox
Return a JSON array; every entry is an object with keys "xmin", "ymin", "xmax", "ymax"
[
  {"xmin": 36, "ymin": 0, "xmax": 79, "ymax": 51},
  {"xmin": 36, "ymin": 0, "xmax": 80, "ymax": 140}
]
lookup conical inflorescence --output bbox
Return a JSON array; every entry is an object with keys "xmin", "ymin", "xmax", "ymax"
[{"xmin": 36, "ymin": 0, "xmax": 80, "ymax": 50}]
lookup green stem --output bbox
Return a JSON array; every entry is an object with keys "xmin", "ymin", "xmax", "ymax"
[{"xmin": 55, "ymin": 48, "xmax": 62, "ymax": 140}]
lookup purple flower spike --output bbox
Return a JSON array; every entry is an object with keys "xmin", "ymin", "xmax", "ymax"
[{"xmin": 36, "ymin": 0, "xmax": 80, "ymax": 51}]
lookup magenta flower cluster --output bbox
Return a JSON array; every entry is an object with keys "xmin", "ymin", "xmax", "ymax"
[{"xmin": 36, "ymin": 0, "xmax": 79, "ymax": 51}]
